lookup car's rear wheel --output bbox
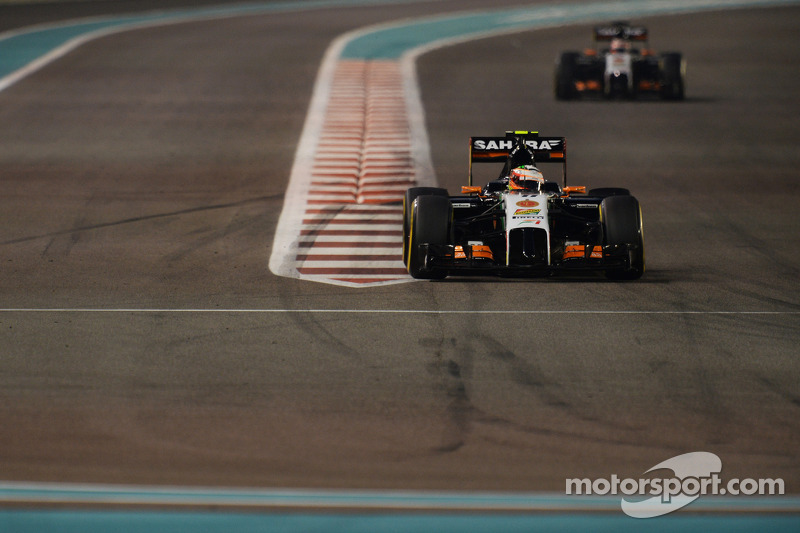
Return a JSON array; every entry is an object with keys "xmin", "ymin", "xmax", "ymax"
[
  {"xmin": 403, "ymin": 187, "xmax": 448, "ymax": 266},
  {"xmin": 407, "ymin": 195, "xmax": 451, "ymax": 279},
  {"xmin": 601, "ymin": 195, "xmax": 645, "ymax": 280}
]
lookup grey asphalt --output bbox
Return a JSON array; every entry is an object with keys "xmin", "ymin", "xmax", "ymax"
[{"xmin": 0, "ymin": 1, "xmax": 798, "ymax": 493}]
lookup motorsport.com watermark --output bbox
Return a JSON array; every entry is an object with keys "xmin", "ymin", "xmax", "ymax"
[{"xmin": 566, "ymin": 452, "xmax": 785, "ymax": 518}]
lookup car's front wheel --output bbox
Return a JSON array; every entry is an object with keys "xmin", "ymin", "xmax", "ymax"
[
  {"xmin": 659, "ymin": 52, "xmax": 685, "ymax": 100},
  {"xmin": 601, "ymin": 195, "xmax": 645, "ymax": 280},
  {"xmin": 407, "ymin": 195, "xmax": 452, "ymax": 279},
  {"xmin": 403, "ymin": 187, "xmax": 449, "ymax": 266},
  {"xmin": 555, "ymin": 52, "xmax": 580, "ymax": 100}
]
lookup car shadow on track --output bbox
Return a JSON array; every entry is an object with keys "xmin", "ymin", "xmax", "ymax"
[{"xmin": 426, "ymin": 269, "xmax": 671, "ymax": 284}]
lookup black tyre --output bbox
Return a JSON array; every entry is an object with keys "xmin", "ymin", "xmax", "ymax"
[
  {"xmin": 407, "ymin": 195, "xmax": 451, "ymax": 279},
  {"xmin": 403, "ymin": 187, "xmax": 448, "ymax": 266},
  {"xmin": 659, "ymin": 52, "xmax": 685, "ymax": 100},
  {"xmin": 601, "ymin": 195, "xmax": 645, "ymax": 280},
  {"xmin": 589, "ymin": 187, "xmax": 631, "ymax": 198},
  {"xmin": 555, "ymin": 52, "xmax": 580, "ymax": 100}
]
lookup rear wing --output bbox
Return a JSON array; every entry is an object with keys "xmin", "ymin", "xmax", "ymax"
[
  {"xmin": 593, "ymin": 22, "xmax": 648, "ymax": 42},
  {"xmin": 468, "ymin": 131, "xmax": 567, "ymax": 187}
]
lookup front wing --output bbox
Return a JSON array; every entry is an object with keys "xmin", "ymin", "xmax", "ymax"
[
  {"xmin": 415, "ymin": 243, "xmax": 639, "ymax": 277},
  {"xmin": 574, "ymin": 56, "xmax": 663, "ymax": 95}
]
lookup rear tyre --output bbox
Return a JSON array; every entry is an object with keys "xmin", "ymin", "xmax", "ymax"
[
  {"xmin": 601, "ymin": 195, "xmax": 645, "ymax": 280},
  {"xmin": 555, "ymin": 52, "xmax": 580, "ymax": 100},
  {"xmin": 659, "ymin": 53, "xmax": 685, "ymax": 100},
  {"xmin": 403, "ymin": 187, "xmax": 448, "ymax": 266},
  {"xmin": 407, "ymin": 195, "xmax": 451, "ymax": 280}
]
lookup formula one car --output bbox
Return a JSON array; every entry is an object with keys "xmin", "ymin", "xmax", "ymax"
[
  {"xmin": 403, "ymin": 131, "xmax": 644, "ymax": 280},
  {"xmin": 554, "ymin": 21, "xmax": 685, "ymax": 100}
]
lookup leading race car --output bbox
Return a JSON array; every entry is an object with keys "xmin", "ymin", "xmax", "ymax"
[
  {"xmin": 554, "ymin": 21, "xmax": 685, "ymax": 100},
  {"xmin": 403, "ymin": 131, "xmax": 645, "ymax": 280}
]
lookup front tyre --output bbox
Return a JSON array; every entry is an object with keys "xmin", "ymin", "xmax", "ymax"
[
  {"xmin": 403, "ymin": 187, "xmax": 448, "ymax": 266},
  {"xmin": 601, "ymin": 195, "xmax": 645, "ymax": 280},
  {"xmin": 407, "ymin": 195, "xmax": 452, "ymax": 280},
  {"xmin": 555, "ymin": 52, "xmax": 580, "ymax": 100},
  {"xmin": 659, "ymin": 52, "xmax": 685, "ymax": 100}
]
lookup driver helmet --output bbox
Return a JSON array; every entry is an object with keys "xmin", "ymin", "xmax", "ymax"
[
  {"xmin": 508, "ymin": 165, "xmax": 544, "ymax": 191},
  {"xmin": 610, "ymin": 38, "xmax": 631, "ymax": 53}
]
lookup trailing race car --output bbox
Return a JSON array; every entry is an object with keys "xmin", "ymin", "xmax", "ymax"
[
  {"xmin": 403, "ymin": 131, "xmax": 645, "ymax": 280},
  {"xmin": 554, "ymin": 21, "xmax": 685, "ymax": 100}
]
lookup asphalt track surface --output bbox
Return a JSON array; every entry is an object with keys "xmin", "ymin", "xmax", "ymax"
[{"xmin": 0, "ymin": 0, "xmax": 798, "ymax": 514}]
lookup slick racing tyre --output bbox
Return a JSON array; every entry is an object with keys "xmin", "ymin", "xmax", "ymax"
[
  {"xmin": 407, "ymin": 195, "xmax": 451, "ymax": 280},
  {"xmin": 403, "ymin": 187, "xmax": 448, "ymax": 266},
  {"xmin": 601, "ymin": 195, "xmax": 645, "ymax": 280},
  {"xmin": 555, "ymin": 52, "xmax": 580, "ymax": 100},
  {"xmin": 659, "ymin": 52, "xmax": 685, "ymax": 100}
]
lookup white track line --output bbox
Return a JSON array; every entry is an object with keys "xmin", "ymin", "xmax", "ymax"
[{"xmin": 0, "ymin": 309, "xmax": 797, "ymax": 314}]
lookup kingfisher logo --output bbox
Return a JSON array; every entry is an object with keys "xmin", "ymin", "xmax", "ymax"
[
  {"xmin": 566, "ymin": 452, "xmax": 785, "ymax": 519},
  {"xmin": 516, "ymin": 200, "xmax": 539, "ymax": 208}
]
